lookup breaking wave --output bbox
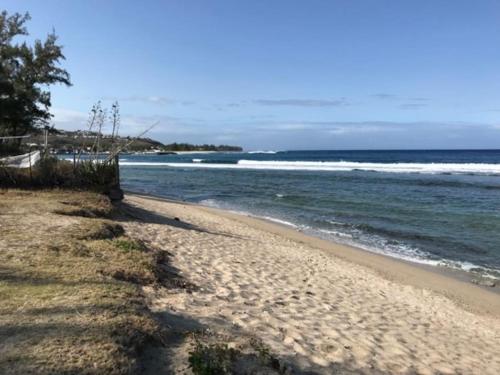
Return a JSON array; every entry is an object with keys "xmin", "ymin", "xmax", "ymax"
[{"xmin": 119, "ymin": 160, "xmax": 500, "ymax": 175}]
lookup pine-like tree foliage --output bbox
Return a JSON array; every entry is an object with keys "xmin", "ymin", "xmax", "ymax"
[{"xmin": 0, "ymin": 11, "xmax": 71, "ymax": 143}]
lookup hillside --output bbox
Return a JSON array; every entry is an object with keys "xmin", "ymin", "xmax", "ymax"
[{"xmin": 30, "ymin": 129, "xmax": 242, "ymax": 153}]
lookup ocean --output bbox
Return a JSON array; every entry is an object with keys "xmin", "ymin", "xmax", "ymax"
[{"xmin": 117, "ymin": 150, "xmax": 500, "ymax": 279}]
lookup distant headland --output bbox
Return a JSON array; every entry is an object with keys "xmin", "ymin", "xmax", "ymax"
[{"xmin": 31, "ymin": 129, "xmax": 243, "ymax": 154}]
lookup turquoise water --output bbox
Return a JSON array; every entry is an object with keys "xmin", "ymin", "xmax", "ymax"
[{"xmin": 118, "ymin": 150, "xmax": 500, "ymax": 279}]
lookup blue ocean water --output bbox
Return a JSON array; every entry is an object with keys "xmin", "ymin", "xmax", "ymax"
[{"xmin": 118, "ymin": 150, "xmax": 500, "ymax": 279}]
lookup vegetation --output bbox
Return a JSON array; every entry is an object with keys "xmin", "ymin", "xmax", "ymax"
[
  {"xmin": 113, "ymin": 238, "xmax": 148, "ymax": 253},
  {"xmin": 0, "ymin": 156, "xmax": 119, "ymax": 191},
  {"xmin": 163, "ymin": 143, "xmax": 242, "ymax": 152},
  {"xmin": 189, "ymin": 340, "xmax": 239, "ymax": 375},
  {"xmin": 6, "ymin": 125, "xmax": 240, "ymax": 154},
  {"xmin": 0, "ymin": 9, "xmax": 275, "ymax": 375},
  {"xmin": 0, "ymin": 11, "xmax": 71, "ymax": 153},
  {"xmin": 0, "ymin": 101, "xmax": 121, "ymax": 193},
  {"xmin": 31, "ymin": 129, "xmax": 165, "ymax": 153},
  {"xmin": 0, "ymin": 9, "xmax": 240, "ymax": 158},
  {"xmin": 26, "ymin": 129, "xmax": 243, "ymax": 154},
  {"xmin": 187, "ymin": 333, "xmax": 289, "ymax": 375},
  {"xmin": 0, "ymin": 190, "xmax": 174, "ymax": 374},
  {"xmin": 0, "ymin": 10, "xmax": 240, "ymax": 156}
]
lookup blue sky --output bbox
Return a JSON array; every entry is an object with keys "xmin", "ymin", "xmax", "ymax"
[{"xmin": 3, "ymin": 0, "xmax": 500, "ymax": 149}]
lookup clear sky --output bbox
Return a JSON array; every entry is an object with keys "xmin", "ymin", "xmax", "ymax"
[{"xmin": 3, "ymin": 0, "xmax": 500, "ymax": 149}]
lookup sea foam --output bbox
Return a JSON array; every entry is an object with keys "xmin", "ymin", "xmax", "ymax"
[
  {"xmin": 119, "ymin": 160, "xmax": 500, "ymax": 175},
  {"xmin": 247, "ymin": 150, "xmax": 277, "ymax": 154}
]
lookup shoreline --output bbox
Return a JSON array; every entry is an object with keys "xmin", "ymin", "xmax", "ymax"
[{"xmin": 127, "ymin": 191, "xmax": 500, "ymax": 317}]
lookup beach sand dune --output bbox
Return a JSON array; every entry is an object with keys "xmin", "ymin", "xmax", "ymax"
[{"xmin": 123, "ymin": 194, "xmax": 500, "ymax": 374}]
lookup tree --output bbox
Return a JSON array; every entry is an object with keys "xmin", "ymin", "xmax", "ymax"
[{"xmin": 0, "ymin": 10, "xmax": 71, "ymax": 146}]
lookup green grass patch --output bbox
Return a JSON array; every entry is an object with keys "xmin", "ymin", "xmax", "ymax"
[
  {"xmin": 189, "ymin": 340, "xmax": 239, "ymax": 375},
  {"xmin": 113, "ymin": 238, "xmax": 148, "ymax": 253}
]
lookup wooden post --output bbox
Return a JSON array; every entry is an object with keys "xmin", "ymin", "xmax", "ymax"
[
  {"xmin": 114, "ymin": 154, "xmax": 120, "ymax": 188},
  {"xmin": 28, "ymin": 147, "xmax": 33, "ymax": 184},
  {"xmin": 72, "ymin": 152, "xmax": 76, "ymax": 183},
  {"xmin": 44, "ymin": 127, "xmax": 48, "ymax": 155},
  {"xmin": 108, "ymin": 154, "xmax": 124, "ymax": 201}
]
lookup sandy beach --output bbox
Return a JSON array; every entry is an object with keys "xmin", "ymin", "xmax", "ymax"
[
  {"xmin": 3, "ymin": 3, "xmax": 500, "ymax": 374},
  {"xmin": 120, "ymin": 193, "xmax": 500, "ymax": 374}
]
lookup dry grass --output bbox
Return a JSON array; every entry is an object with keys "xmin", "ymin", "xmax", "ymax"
[{"xmin": 0, "ymin": 190, "xmax": 166, "ymax": 374}]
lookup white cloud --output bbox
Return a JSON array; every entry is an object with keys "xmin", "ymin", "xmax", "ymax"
[
  {"xmin": 51, "ymin": 107, "xmax": 500, "ymax": 149},
  {"xmin": 267, "ymin": 123, "xmax": 312, "ymax": 131},
  {"xmin": 252, "ymin": 121, "xmax": 404, "ymax": 135},
  {"xmin": 398, "ymin": 103, "xmax": 427, "ymax": 110},
  {"xmin": 326, "ymin": 125, "xmax": 392, "ymax": 135},
  {"xmin": 254, "ymin": 98, "xmax": 349, "ymax": 107},
  {"xmin": 51, "ymin": 108, "xmax": 89, "ymax": 130},
  {"xmin": 101, "ymin": 96, "xmax": 194, "ymax": 106}
]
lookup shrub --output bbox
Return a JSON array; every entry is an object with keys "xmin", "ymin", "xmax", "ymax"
[
  {"xmin": 188, "ymin": 340, "xmax": 239, "ymax": 375},
  {"xmin": 0, "ymin": 156, "xmax": 119, "ymax": 192}
]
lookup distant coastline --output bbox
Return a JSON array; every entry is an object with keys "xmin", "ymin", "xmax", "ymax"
[{"xmin": 30, "ymin": 128, "xmax": 242, "ymax": 154}]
